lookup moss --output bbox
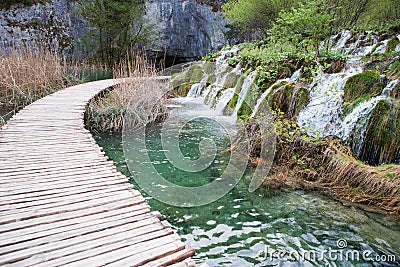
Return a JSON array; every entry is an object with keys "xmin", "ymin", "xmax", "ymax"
[
  {"xmin": 387, "ymin": 60, "xmax": 400, "ymax": 79},
  {"xmin": 191, "ymin": 68, "xmax": 204, "ymax": 82},
  {"xmin": 206, "ymin": 74, "xmax": 216, "ymax": 85},
  {"xmin": 237, "ymin": 84, "xmax": 261, "ymax": 121},
  {"xmin": 204, "ymin": 86, "xmax": 213, "ymax": 104},
  {"xmin": 237, "ymin": 101, "xmax": 252, "ymax": 121},
  {"xmin": 371, "ymin": 42, "xmax": 383, "ymax": 54},
  {"xmin": 223, "ymin": 73, "xmax": 239, "ymax": 89},
  {"xmin": 227, "ymin": 75, "xmax": 246, "ymax": 110},
  {"xmin": 343, "ymin": 71, "xmax": 386, "ymax": 103},
  {"xmin": 228, "ymin": 93, "xmax": 238, "ymax": 109},
  {"xmin": 171, "ymin": 82, "xmax": 194, "ymax": 97},
  {"xmin": 359, "ymin": 100, "xmax": 400, "ymax": 165},
  {"xmin": 203, "ymin": 62, "xmax": 215, "ymax": 74},
  {"xmin": 385, "ymin": 37, "xmax": 400, "ymax": 53},
  {"xmin": 267, "ymin": 83, "xmax": 310, "ymax": 118}
]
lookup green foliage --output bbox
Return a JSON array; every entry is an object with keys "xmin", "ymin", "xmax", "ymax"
[
  {"xmin": 75, "ymin": 0, "xmax": 153, "ymax": 67},
  {"xmin": 222, "ymin": 0, "xmax": 400, "ymax": 43},
  {"xmin": 386, "ymin": 37, "xmax": 400, "ymax": 53},
  {"xmin": 272, "ymin": 109, "xmax": 322, "ymax": 144},
  {"xmin": 222, "ymin": 0, "xmax": 296, "ymax": 40},
  {"xmin": 268, "ymin": 0, "xmax": 334, "ymax": 50},
  {"xmin": 202, "ymin": 52, "xmax": 220, "ymax": 62}
]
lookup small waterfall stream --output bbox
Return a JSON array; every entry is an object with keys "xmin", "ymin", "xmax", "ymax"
[
  {"xmin": 251, "ymin": 69, "xmax": 301, "ymax": 117},
  {"xmin": 337, "ymin": 79, "xmax": 399, "ymax": 154},
  {"xmin": 297, "ymin": 66, "xmax": 362, "ymax": 136}
]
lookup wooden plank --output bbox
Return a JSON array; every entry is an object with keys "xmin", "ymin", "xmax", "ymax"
[
  {"xmin": 0, "ymin": 207, "xmax": 153, "ymax": 257},
  {"xmin": 0, "ymin": 191, "xmax": 142, "ymax": 224},
  {"xmin": 0, "ymin": 78, "xmax": 193, "ymax": 266},
  {"xmin": 137, "ymin": 249, "xmax": 196, "ymax": 267},
  {"xmin": 0, "ymin": 214, "xmax": 162, "ymax": 263},
  {"xmin": 45, "ymin": 232, "xmax": 183, "ymax": 267}
]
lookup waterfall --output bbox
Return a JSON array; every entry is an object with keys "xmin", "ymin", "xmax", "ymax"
[
  {"xmin": 187, "ymin": 83, "xmax": 202, "ymax": 98},
  {"xmin": 333, "ymin": 30, "xmax": 352, "ymax": 51},
  {"xmin": 232, "ymin": 72, "xmax": 256, "ymax": 119},
  {"xmin": 214, "ymin": 88, "xmax": 235, "ymax": 115},
  {"xmin": 372, "ymin": 40, "xmax": 389, "ymax": 55},
  {"xmin": 396, "ymin": 35, "xmax": 400, "ymax": 52},
  {"xmin": 337, "ymin": 79, "xmax": 399, "ymax": 154},
  {"xmin": 251, "ymin": 69, "xmax": 301, "ymax": 117},
  {"xmin": 297, "ymin": 66, "xmax": 362, "ymax": 137}
]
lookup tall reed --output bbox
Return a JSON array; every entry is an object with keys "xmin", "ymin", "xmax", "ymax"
[
  {"xmin": 85, "ymin": 53, "xmax": 168, "ymax": 133},
  {"xmin": 0, "ymin": 43, "xmax": 69, "ymax": 112}
]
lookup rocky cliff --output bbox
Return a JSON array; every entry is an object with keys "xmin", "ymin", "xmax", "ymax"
[
  {"xmin": 0, "ymin": 0, "xmax": 228, "ymax": 62},
  {"xmin": 145, "ymin": 0, "xmax": 227, "ymax": 63}
]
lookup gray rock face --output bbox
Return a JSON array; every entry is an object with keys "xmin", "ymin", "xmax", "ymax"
[
  {"xmin": 0, "ymin": 0, "xmax": 228, "ymax": 62},
  {"xmin": 0, "ymin": 0, "xmax": 73, "ymax": 55},
  {"xmin": 145, "ymin": 0, "xmax": 228, "ymax": 63}
]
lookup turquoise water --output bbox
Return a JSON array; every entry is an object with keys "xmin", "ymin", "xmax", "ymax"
[{"xmin": 95, "ymin": 116, "xmax": 399, "ymax": 266}]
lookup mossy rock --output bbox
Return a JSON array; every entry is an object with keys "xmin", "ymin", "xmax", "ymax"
[
  {"xmin": 392, "ymin": 83, "xmax": 399, "ymax": 99},
  {"xmin": 358, "ymin": 100, "xmax": 400, "ymax": 165},
  {"xmin": 237, "ymin": 84, "xmax": 261, "ymax": 121},
  {"xmin": 227, "ymin": 74, "xmax": 247, "ymax": 111},
  {"xmin": 371, "ymin": 42, "xmax": 383, "ymax": 54},
  {"xmin": 223, "ymin": 73, "xmax": 239, "ymax": 89},
  {"xmin": 187, "ymin": 65, "xmax": 204, "ymax": 82},
  {"xmin": 171, "ymin": 82, "xmax": 194, "ymax": 97},
  {"xmin": 341, "ymin": 94, "xmax": 373, "ymax": 118},
  {"xmin": 343, "ymin": 71, "xmax": 386, "ymax": 103},
  {"xmin": 203, "ymin": 62, "xmax": 215, "ymax": 74},
  {"xmin": 268, "ymin": 83, "xmax": 310, "ymax": 118},
  {"xmin": 206, "ymin": 74, "xmax": 216, "ymax": 85},
  {"xmin": 204, "ymin": 86, "xmax": 214, "ymax": 104},
  {"xmin": 387, "ymin": 59, "xmax": 400, "ymax": 79},
  {"xmin": 385, "ymin": 37, "xmax": 400, "ymax": 53}
]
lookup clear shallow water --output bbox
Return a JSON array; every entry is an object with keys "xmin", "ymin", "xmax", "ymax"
[{"xmin": 95, "ymin": 103, "xmax": 399, "ymax": 267}]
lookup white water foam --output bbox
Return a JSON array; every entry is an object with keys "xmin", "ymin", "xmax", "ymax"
[
  {"xmin": 337, "ymin": 79, "xmax": 398, "ymax": 154},
  {"xmin": 297, "ymin": 66, "xmax": 362, "ymax": 137}
]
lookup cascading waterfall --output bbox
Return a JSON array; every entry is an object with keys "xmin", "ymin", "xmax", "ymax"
[
  {"xmin": 187, "ymin": 82, "xmax": 203, "ymax": 98},
  {"xmin": 297, "ymin": 66, "xmax": 362, "ymax": 136},
  {"xmin": 373, "ymin": 40, "xmax": 389, "ymax": 55},
  {"xmin": 251, "ymin": 69, "xmax": 301, "ymax": 117},
  {"xmin": 337, "ymin": 79, "xmax": 399, "ymax": 154},
  {"xmin": 178, "ymin": 31, "xmax": 398, "ymax": 164},
  {"xmin": 214, "ymin": 88, "xmax": 235, "ymax": 115},
  {"xmin": 232, "ymin": 72, "xmax": 256, "ymax": 119}
]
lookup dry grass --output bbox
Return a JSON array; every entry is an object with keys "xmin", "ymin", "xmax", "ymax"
[
  {"xmin": 319, "ymin": 142, "xmax": 400, "ymax": 213},
  {"xmin": 0, "ymin": 44, "xmax": 69, "ymax": 112},
  {"xmin": 243, "ymin": 118, "xmax": 400, "ymax": 214},
  {"xmin": 85, "ymin": 54, "xmax": 169, "ymax": 133}
]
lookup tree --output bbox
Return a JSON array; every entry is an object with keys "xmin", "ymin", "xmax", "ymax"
[
  {"xmin": 267, "ymin": 0, "xmax": 334, "ymax": 51},
  {"xmin": 75, "ymin": 0, "xmax": 153, "ymax": 67},
  {"xmin": 221, "ymin": 0, "xmax": 296, "ymax": 41}
]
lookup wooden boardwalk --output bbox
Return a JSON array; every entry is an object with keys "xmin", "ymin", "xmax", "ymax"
[{"xmin": 0, "ymin": 80, "xmax": 195, "ymax": 266}]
